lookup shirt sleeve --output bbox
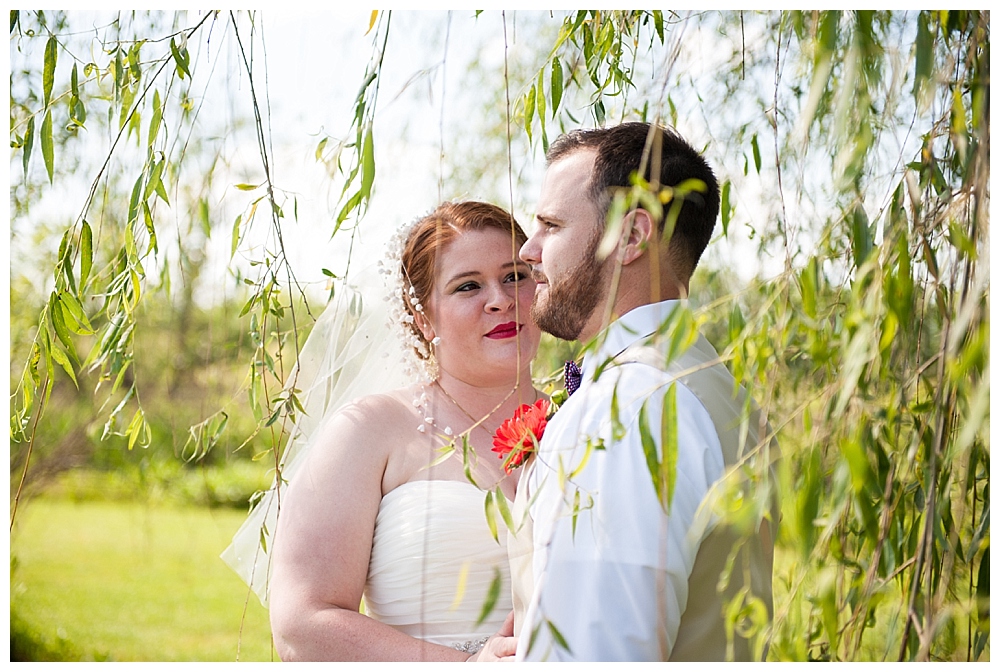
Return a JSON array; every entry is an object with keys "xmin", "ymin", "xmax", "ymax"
[{"xmin": 518, "ymin": 372, "xmax": 724, "ymax": 661}]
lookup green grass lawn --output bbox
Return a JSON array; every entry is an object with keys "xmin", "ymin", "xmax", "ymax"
[{"xmin": 10, "ymin": 498, "xmax": 275, "ymax": 661}]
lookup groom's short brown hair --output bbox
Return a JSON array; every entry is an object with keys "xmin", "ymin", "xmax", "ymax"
[{"xmin": 546, "ymin": 122, "xmax": 720, "ymax": 280}]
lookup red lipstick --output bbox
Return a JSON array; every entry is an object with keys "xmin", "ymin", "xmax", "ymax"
[{"xmin": 486, "ymin": 322, "xmax": 520, "ymax": 339}]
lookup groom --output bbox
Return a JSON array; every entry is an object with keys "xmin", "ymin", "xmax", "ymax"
[{"xmin": 510, "ymin": 122, "xmax": 776, "ymax": 661}]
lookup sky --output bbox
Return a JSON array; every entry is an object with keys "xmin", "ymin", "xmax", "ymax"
[
  {"xmin": 10, "ymin": 9, "xmax": 796, "ymax": 315},
  {"xmin": 12, "ymin": 7, "xmax": 969, "ymax": 334},
  {"xmin": 9, "ymin": 10, "xmax": 554, "ymax": 307}
]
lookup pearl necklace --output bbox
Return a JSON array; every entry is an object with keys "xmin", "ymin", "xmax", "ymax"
[
  {"xmin": 413, "ymin": 380, "xmax": 493, "ymax": 438},
  {"xmin": 413, "ymin": 380, "xmax": 536, "ymax": 491}
]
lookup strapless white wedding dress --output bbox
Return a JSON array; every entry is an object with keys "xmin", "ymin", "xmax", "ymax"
[{"xmin": 364, "ymin": 479, "xmax": 512, "ymax": 651}]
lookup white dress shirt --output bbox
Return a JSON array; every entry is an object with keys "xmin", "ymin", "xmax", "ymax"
[{"xmin": 517, "ymin": 301, "xmax": 725, "ymax": 661}]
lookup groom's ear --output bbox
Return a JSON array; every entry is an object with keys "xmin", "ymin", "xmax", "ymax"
[{"xmin": 620, "ymin": 208, "xmax": 655, "ymax": 266}]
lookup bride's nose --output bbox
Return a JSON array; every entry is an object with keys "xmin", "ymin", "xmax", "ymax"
[{"xmin": 485, "ymin": 283, "xmax": 515, "ymax": 313}]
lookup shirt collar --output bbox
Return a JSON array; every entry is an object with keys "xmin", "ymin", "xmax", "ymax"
[{"xmin": 580, "ymin": 300, "xmax": 681, "ymax": 383}]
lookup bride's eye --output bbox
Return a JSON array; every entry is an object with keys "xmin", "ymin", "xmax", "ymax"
[
  {"xmin": 505, "ymin": 269, "xmax": 528, "ymax": 284},
  {"xmin": 455, "ymin": 281, "xmax": 480, "ymax": 292}
]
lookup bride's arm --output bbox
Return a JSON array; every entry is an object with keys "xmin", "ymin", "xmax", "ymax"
[{"xmin": 267, "ymin": 397, "xmax": 470, "ymax": 662}]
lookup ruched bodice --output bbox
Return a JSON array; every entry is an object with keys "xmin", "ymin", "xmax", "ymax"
[{"xmin": 364, "ymin": 480, "xmax": 512, "ymax": 650}]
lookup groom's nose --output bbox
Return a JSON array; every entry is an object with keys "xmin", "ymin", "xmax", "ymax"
[{"xmin": 519, "ymin": 232, "xmax": 541, "ymax": 266}]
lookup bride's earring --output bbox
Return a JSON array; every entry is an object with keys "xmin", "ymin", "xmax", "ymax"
[
  {"xmin": 413, "ymin": 314, "xmax": 440, "ymax": 381},
  {"xmin": 424, "ymin": 334, "xmax": 440, "ymax": 380}
]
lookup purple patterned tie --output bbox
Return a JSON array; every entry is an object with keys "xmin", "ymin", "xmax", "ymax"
[{"xmin": 564, "ymin": 360, "xmax": 582, "ymax": 396}]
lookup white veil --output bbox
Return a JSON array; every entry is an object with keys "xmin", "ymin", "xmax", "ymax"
[{"xmin": 221, "ymin": 265, "xmax": 410, "ymax": 606}]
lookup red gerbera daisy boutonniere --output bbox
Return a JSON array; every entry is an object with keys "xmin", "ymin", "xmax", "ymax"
[{"xmin": 492, "ymin": 398, "xmax": 552, "ymax": 474}]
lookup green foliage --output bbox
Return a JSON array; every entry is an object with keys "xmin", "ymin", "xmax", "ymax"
[
  {"xmin": 503, "ymin": 9, "xmax": 989, "ymax": 661},
  {"xmin": 9, "ymin": 11, "xmax": 330, "ymax": 534},
  {"xmin": 637, "ymin": 382, "xmax": 679, "ymax": 513},
  {"xmin": 516, "ymin": 11, "xmax": 666, "ymax": 149},
  {"xmin": 9, "ymin": 283, "xmax": 285, "ymax": 508},
  {"xmin": 44, "ymin": 462, "xmax": 272, "ymax": 510},
  {"xmin": 11, "ymin": 11, "xmax": 229, "ymax": 508}
]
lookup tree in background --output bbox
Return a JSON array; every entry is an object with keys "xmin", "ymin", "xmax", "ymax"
[{"xmin": 9, "ymin": 10, "xmax": 988, "ymax": 661}]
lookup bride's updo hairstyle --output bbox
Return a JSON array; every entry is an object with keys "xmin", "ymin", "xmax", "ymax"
[{"xmin": 389, "ymin": 201, "xmax": 528, "ymax": 379}]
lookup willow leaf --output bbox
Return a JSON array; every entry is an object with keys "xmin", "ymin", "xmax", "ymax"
[
  {"xmin": 28, "ymin": 342, "xmax": 41, "ymax": 389},
  {"xmin": 524, "ymin": 85, "xmax": 536, "ymax": 144},
  {"xmin": 127, "ymin": 175, "xmax": 142, "ymax": 226},
  {"xmin": 568, "ymin": 439, "xmax": 595, "ymax": 480},
  {"xmin": 127, "ymin": 42, "xmax": 142, "ymax": 81},
  {"xmin": 751, "ymin": 133, "xmax": 761, "ymax": 174},
  {"xmin": 114, "ymin": 47, "xmax": 124, "ymax": 93},
  {"xmin": 536, "ymin": 69, "xmax": 547, "ymax": 129},
  {"xmin": 43, "ymin": 35, "xmax": 57, "ymax": 108},
  {"xmin": 148, "ymin": 89, "xmax": 163, "ymax": 148},
  {"xmin": 461, "ymin": 434, "xmax": 480, "ymax": 488},
  {"xmin": 127, "ymin": 408, "xmax": 147, "ymax": 451},
  {"xmin": 143, "ymin": 203, "xmax": 158, "ymax": 254},
  {"xmin": 851, "ymin": 203, "xmax": 873, "ymax": 269},
  {"xmin": 484, "ymin": 489, "xmax": 499, "ymax": 543},
  {"xmin": 594, "ymin": 97, "xmax": 606, "ymax": 125},
  {"xmin": 610, "ymin": 384, "xmax": 625, "ymax": 441},
  {"xmin": 59, "ymin": 291, "xmax": 94, "ymax": 334},
  {"xmin": 547, "ymin": 620, "xmax": 571, "ymax": 652},
  {"xmin": 449, "ymin": 562, "xmax": 470, "ymax": 611},
  {"xmin": 41, "ymin": 322, "xmax": 55, "ymax": 398},
  {"xmin": 526, "ymin": 623, "xmax": 542, "ymax": 657},
  {"xmin": 360, "ymin": 125, "xmax": 375, "ymax": 201},
  {"xmin": 49, "ymin": 343, "xmax": 77, "ymax": 388},
  {"xmin": 22, "ymin": 115, "xmax": 34, "ymax": 177},
  {"xmin": 129, "ymin": 267, "xmax": 142, "ymax": 307},
  {"xmin": 54, "ymin": 297, "xmax": 81, "ymax": 342},
  {"xmin": 61, "ymin": 248, "xmax": 78, "ymax": 296},
  {"xmin": 571, "ymin": 488, "xmax": 581, "ymax": 539},
  {"xmin": 653, "ymin": 10, "xmax": 664, "ymax": 43},
  {"xmin": 638, "ymin": 402, "xmax": 663, "ymax": 506},
  {"xmin": 41, "ymin": 109, "xmax": 54, "ymax": 183},
  {"xmin": 475, "ymin": 568, "xmax": 501, "ymax": 626},
  {"xmin": 144, "ymin": 160, "xmax": 164, "ymax": 201},
  {"xmin": 426, "ymin": 442, "xmax": 457, "ymax": 468},
  {"xmin": 230, "ymin": 214, "xmax": 242, "ymax": 259},
  {"xmin": 154, "ymin": 171, "xmax": 169, "ymax": 205},
  {"xmin": 494, "ymin": 485, "xmax": 515, "ymax": 533},
  {"xmin": 913, "ymin": 12, "xmax": 934, "ymax": 105},
  {"xmin": 56, "ymin": 301, "xmax": 85, "ymax": 337},
  {"xmin": 336, "ymin": 190, "xmax": 363, "ymax": 227},
  {"xmin": 659, "ymin": 383, "xmax": 678, "ymax": 512},
  {"xmin": 550, "ymin": 58, "xmax": 563, "ymax": 116},
  {"xmin": 49, "ymin": 293, "xmax": 76, "ymax": 359},
  {"xmin": 170, "ymin": 38, "xmax": 190, "ymax": 79},
  {"xmin": 720, "ymin": 180, "xmax": 732, "ymax": 237}
]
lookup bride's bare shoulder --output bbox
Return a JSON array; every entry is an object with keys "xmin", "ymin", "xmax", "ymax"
[
  {"xmin": 341, "ymin": 386, "xmax": 419, "ymax": 422},
  {"xmin": 312, "ymin": 385, "xmax": 420, "ymax": 447}
]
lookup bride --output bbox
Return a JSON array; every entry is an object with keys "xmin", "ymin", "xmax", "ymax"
[{"xmin": 224, "ymin": 201, "xmax": 542, "ymax": 661}]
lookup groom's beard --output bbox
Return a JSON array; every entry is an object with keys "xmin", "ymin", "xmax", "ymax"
[{"xmin": 530, "ymin": 231, "xmax": 609, "ymax": 342}]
